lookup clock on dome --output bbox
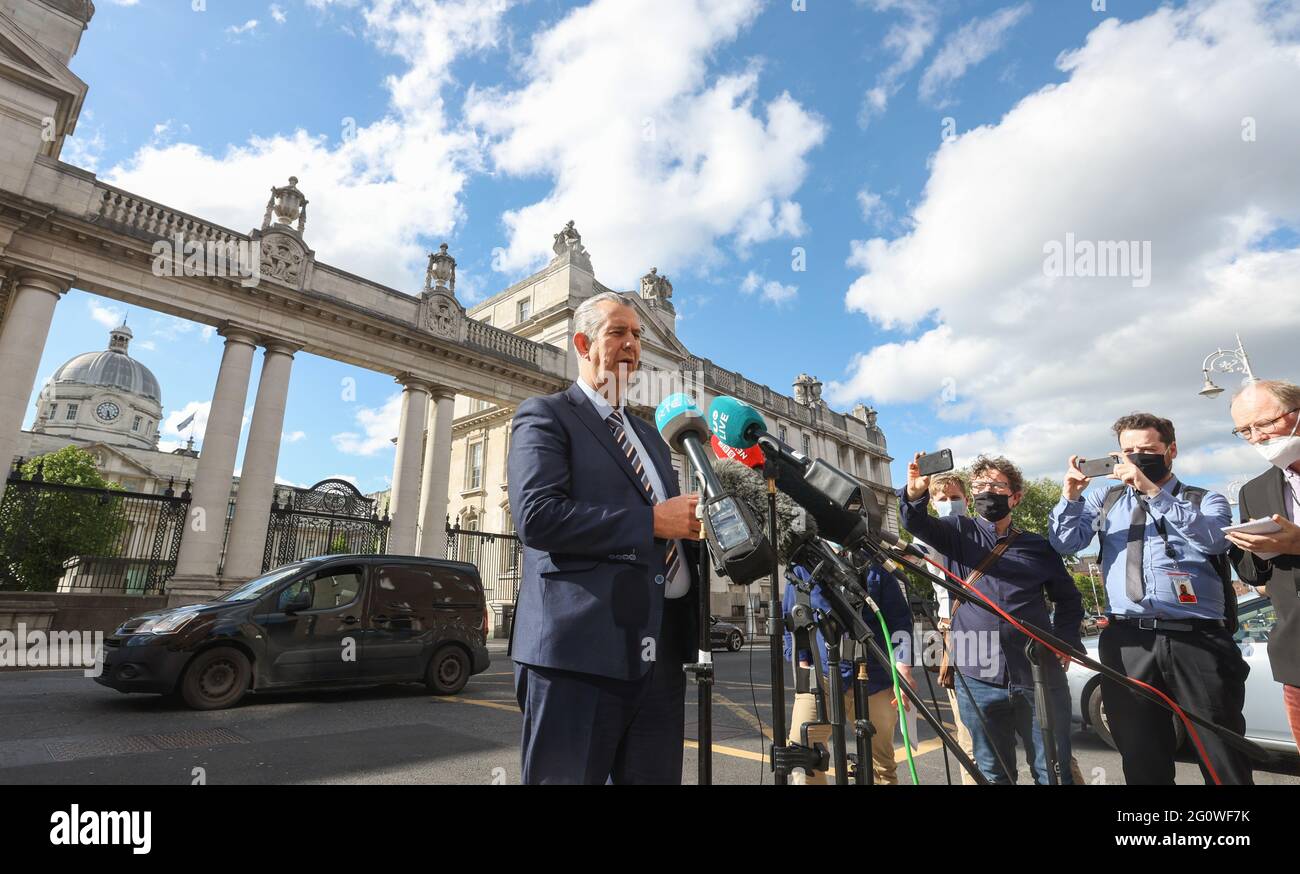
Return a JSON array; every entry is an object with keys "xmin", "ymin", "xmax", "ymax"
[{"xmin": 95, "ymin": 401, "xmax": 120, "ymax": 422}]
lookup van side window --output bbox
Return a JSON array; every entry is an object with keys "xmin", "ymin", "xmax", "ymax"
[
  {"xmin": 279, "ymin": 565, "xmax": 363, "ymax": 611},
  {"xmin": 375, "ymin": 564, "xmax": 481, "ymax": 606}
]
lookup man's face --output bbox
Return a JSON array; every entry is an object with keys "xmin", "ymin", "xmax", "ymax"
[
  {"xmin": 935, "ymin": 482, "xmax": 966, "ymax": 503},
  {"xmin": 971, "ymin": 467, "xmax": 1022, "ymax": 510},
  {"xmin": 576, "ymin": 302, "xmax": 641, "ymax": 402},
  {"xmin": 1231, "ymin": 386, "xmax": 1299, "ymax": 445},
  {"xmin": 1118, "ymin": 427, "xmax": 1175, "ymax": 465}
]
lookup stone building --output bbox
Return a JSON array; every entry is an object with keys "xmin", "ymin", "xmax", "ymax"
[
  {"xmin": 433, "ymin": 222, "xmax": 895, "ymax": 621},
  {"xmin": 16, "ymin": 323, "xmax": 202, "ymax": 494}
]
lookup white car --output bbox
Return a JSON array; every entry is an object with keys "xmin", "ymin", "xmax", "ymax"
[{"xmin": 1067, "ymin": 593, "xmax": 1298, "ymax": 758}]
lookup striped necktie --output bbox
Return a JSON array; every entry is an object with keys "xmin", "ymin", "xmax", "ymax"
[{"xmin": 605, "ymin": 409, "xmax": 679, "ymax": 584}]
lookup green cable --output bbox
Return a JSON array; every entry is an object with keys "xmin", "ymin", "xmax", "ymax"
[{"xmin": 871, "ymin": 600, "xmax": 919, "ymax": 785}]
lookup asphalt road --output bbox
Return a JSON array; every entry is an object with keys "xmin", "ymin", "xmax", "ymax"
[{"xmin": 1, "ymin": 641, "xmax": 1296, "ymax": 785}]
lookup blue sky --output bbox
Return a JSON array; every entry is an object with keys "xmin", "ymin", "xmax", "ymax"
[{"xmin": 26, "ymin": 0, "xmax": 1300, "ymax": 505}]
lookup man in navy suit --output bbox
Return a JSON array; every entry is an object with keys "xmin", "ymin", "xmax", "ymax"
[{"xmin": 508, "ymin": 291, "xmax": 703, "ymax": 784}]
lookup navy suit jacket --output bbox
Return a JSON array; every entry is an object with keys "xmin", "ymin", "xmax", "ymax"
[{"xmin": 508, "ymin": 382, "xmax": 700, "ymax": 681}]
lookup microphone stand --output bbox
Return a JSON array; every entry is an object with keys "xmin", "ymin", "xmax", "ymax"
[
  {"xmin": 763, "ymin": 455, "xmax": 789, "ymax": 785},
  {"xmin": 683, "ymin": 543, "xmax": 715, "ymax": 785},
  {"xmin": 1026, "ymin": 640, "xmax": 1062, "ymax": 785},
  {"xmin": 800, "ymin": 536, "xmax": 991, "ymax": 784}
]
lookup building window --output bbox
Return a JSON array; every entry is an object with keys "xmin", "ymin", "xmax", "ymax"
[
  {"xmin": 47, "ymin": 404, "xmax": 56, "ymax": 420},
  {"xmin": 802, "ymin": 434, "xmax": 811, "ymax": 457},
  {"xmin": 466, "ymin": 442, "xmax": 484, "ymax": 490},
  {"xmin": 66, "ymin": 403, "xmax": 79, "ymax": 421},
  {"xmin": 517, "ymin": 298, "xmax": 532, "ymax": 323},
  {"xmin": 778, "ymin": 424, "xmax": 788, "ymax": 444},
  {"xmin": 132, "ymin": 415, "xmax": 142, "ymax": 432}
]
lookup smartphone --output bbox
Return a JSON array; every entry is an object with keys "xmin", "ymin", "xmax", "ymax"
[
  {"xmin": 1077, "ymin": 456, "xmax": 1119, "ymax": 479},
  {"xmin": 917, "ymin": 449, "xmax": 955, "ymax": 476}
]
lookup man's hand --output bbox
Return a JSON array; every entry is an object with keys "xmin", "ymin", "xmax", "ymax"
[
  {"xmin": 894, "ymin": 663, "xmax": 915, "ymax": 711},
  {"xmin": 1112, "ymin": 455, "xmax": 1159, "ymax": 497},
  {"xmin": 1064, "ymin": 455, "xmax": 1092, "ymax": 502},
  {"xmin": 654, "ymin": 493, "xmax": 703, "ymax": 540},
  {"xmin": 906, "ymin": 452, "xmax": 930, "ymax": 501},
  {"xmin": 1226, "ymin": 513, "xmax": 1300, "ymax": 557}
]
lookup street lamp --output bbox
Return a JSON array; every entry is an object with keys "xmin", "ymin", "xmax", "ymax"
[{"xmin": 1199, "ymin": 334, "xmax": 1257, "ymax": 399}]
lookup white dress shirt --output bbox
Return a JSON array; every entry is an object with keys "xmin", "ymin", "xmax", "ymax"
[{"xmin": 576, "ymin": 377, "xmax": 691, "ymax": 599}]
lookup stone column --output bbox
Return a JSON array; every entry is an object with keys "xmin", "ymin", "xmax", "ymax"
[
  {"xmin": 387, "ymin": 375, "xmax": 431, "ymax": 554},
  {"xmin": 220, "ymin": 340, "xmax": 300, "ymax": 582},
  {"xmin": 168, "ymin": 326, "xmax": 258, "ymax": 601},
  {"xmin": 0, "ymin": 270, "xmax": 69, "ymax": 504},
  {"xmin": 416, "ymin": 386, "xmax": 456, "ymax": 557}
]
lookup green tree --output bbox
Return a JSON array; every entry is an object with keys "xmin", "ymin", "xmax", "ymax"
[
  {"xmin": 327, "ymin": 533, "xmax": 349, "ymax": 554},
  {"xmin": 0, "ymin": 446, "xmax": 127, "ymax": 591}
]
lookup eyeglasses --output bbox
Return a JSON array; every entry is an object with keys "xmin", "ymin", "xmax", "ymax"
[
  {"xmin": 970, "ymin": 480, "xmax": 1013, "ymax": 494},
  {"xmin": 1230, "ymin": 408, "xmax": 1299, "ymax": 441}
]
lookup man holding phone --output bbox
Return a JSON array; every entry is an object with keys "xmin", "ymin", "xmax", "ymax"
[{"xmin": 1048, "ymin": 412, "xmax": 1251, "ymax": 784}]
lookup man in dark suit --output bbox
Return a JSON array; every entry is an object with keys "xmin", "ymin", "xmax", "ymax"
[
  {"xmin": 507, "ymin": 291, "xmax": 703, "ymax": 784},
  {"xmin": 1226, "ymin": 379, "xmax": 1300, "ymax": 750}
]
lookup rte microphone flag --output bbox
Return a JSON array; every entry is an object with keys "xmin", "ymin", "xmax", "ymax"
[{"xmin": 710, "ymin": 434, "xmax": 765, "ymax": 469}]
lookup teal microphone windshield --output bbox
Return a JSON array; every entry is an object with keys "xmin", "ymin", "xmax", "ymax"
[{"xmin": 708, "ymin": 395, "xmax": 765, "ymax": 449}]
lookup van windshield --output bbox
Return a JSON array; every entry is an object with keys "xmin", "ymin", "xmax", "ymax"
[{"xmin": 217, "ymin": 563, "xmax": 309, "ymax": 602}]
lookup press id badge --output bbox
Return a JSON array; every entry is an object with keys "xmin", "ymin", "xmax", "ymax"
[{"xmin": 1168, "ymin": 571, "xmax": 1197, "ymax": 604}]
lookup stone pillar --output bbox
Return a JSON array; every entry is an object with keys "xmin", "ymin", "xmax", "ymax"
[
  {"xmin": 168, "ymin": 327, "xmax": 258, "ymax": 601},
  {"xmin": 221, "ymin": 340, "xmax": 300, "ymax": 582},
  {"xmin": 416, "ymin": 386, "xmax": 456, "ymax": 557},
  {"xmin": 0, "ymin": 270, "xmax": 69, "ymax": 504},
  {"xmin": 388, "ymin": 376, "xmax": 431, "ymax": 554}
]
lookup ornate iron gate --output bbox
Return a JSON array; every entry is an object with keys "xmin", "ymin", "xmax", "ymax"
[
  {"xmin": 444, "ymin": 522, "xmax": 522, "ymax": 604},
  {"xmin": 262, "ymin": 479, "xmax": 390, "ymax": 572},
  {"xmin": 0, "ymin": 459, "xmax": 189, "ymax": 594}
]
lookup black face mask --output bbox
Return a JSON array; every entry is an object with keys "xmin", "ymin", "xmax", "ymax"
[
  {"xmin": 1127, "ymin": 452, "xmax": 1170, "ymax": 484},
  {"xmin": 973, "ymin": 491, "xmax": 1012, "ymax": 522}
]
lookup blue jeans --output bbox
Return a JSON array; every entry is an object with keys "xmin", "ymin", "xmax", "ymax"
[{"xmin": 955, "ymin": 672, "xmax": 1074, "ymax": 785}]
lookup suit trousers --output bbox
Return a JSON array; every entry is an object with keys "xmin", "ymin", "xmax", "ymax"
[
  {"xmin": 1098, "ymin": 621, "xmax": 1253, "ymax": 785},
  {"xmin": 514, "ymin": 595, "xmax": 690, "ymax": 785}
]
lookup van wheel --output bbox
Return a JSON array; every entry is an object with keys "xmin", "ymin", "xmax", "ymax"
[
  {"xmin": 426, "ymin": 645, "xmax": 470, "ymax": 695},
  {"xmin": 180, "ymin": 647, "xmax": 250, "ymax": 710}
]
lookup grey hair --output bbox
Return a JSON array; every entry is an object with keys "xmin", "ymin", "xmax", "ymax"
[
  {"xmin": 1234, "ymin": 379, "xmax": 1300, "ymax": 411},
  {"xmin": 573, "ymin": 291, "xmax": 635, "ymax": 342}
]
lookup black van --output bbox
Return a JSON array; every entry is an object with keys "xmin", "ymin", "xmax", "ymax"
[{"xmin": 95, "ymin": 554, "xmax": 491, "ymax": 710}]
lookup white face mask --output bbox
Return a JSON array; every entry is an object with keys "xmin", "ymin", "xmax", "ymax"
[
  {"xmin": 1254, "ymin": 414, "xmax": 1300, "ymax": 471},
  {"xmin": 935, "ymin": 497, "xmax": 967, "ymax": 518}
]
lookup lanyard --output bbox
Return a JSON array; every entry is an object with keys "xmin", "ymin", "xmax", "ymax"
[{"xmin": 1137, "ymin": 481, "xmax": 1181, "ymax": 561}]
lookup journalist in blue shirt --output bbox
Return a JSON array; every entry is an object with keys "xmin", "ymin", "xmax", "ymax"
[{"xmin": 1047, "ymin": 412, "xmax": 1251, "ymax": 785}]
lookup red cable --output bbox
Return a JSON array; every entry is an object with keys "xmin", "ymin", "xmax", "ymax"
[{"xmin": 903, "ymin": 551, "xmax": 1224, "ymax": 786}]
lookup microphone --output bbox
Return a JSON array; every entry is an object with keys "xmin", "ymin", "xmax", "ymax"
[
  {"xmin": 708, "ymin": 395, "xmax": 810, "ymax": 472},
  {"xmin": 707, "ymin": 395, "xmax": 884, "ymax": 550},
  {"xmin": 655, "ymin": 393, "xmax": 774, "ymax": 586}
]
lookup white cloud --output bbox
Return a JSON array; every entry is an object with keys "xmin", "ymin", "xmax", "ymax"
[
  {"xmin": 831, "ymin": 0, "xmax": 1300, "ymax": 494},
  {"xmin": 98, "ymin": 0, "xmax": 512, "ymax": 292},
  {"xmin": 163, "ymin": 400, "xmax": 251, "ymax": 444},
  {"xmin": 270, "ymin": 4, "xmax": 288, "ymax": 24},
  {"xmin": 226, "ymin": 19, "xmax": 260, "ymax": 36},
  {"xmin": 740, "ymin": 270, "xmax": 798, "ymax": 306},
  {"xmin": 332, "ymin": 391, "xmax": 402, "ymax": 456},
  {"xmin": 858, "ymin": 0, "xmax": 939, "ymax": 126},
  {"xmin": 86, "ymin": 299, "xmax": 125, "ymax": 330},
  {"xmin": 106, "ymin": 0, "xmax": 140, "ymax": 6},
  {"xmin": 136, "ymin": 340, "xmax": 157, "ymax": 351},
  {"xmin": 465, "ymin": 0, "xmax": 825, "ymax": 287},
  {"xmin": 61, "ymin": 128, "xmax": 106, "ymax": 173},
  {"xmin": 918, "ymin": 2, "xmax": 1032, "ymax": 106},
  {"xmin": 282, "ymin": 430, "xmax": 307, "ymax": 443}
]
